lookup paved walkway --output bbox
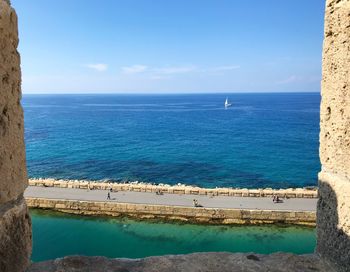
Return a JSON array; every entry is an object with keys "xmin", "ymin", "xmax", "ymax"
[
  {"xmin": 24, "ymin": 186, "xmax": 317, "ymax": 211},
  {"xmin": 24, "ymin": 186, "xmax": 317, "ymax": 212}
]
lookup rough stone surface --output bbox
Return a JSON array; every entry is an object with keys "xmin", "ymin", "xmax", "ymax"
[
  {"xmin": 318, "ymin": 0, "xmax": 350, "ymax": 271},
  {"xmin": 0, "ymin": 197, "xmax": 32, "ymax": 272},
  {"xmin": 28, "ymin": 253, "xmax": 334, "ymax": 272},
  {"xmin": 0, "ymin": 0, "xmax": 31, "ymax": 271},
  {"xmin": 317, "ymin": 172, "xmax": 350, "ymax": 271},
  {"xmin": 0, "ymin": 0, "xmax": 27, "ymax": 204},
  {"xmin": 320, "ymin": 0, "xmax": 350, "ymax": 177}
]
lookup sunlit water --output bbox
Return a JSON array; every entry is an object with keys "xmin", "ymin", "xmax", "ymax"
[
  {"xmin": 31, "ymin": 209, "xmax": 316, "ymax": 262},
  {"xmin": 23, "ymin": 93, "xmax": 320, "ymax": 189}
]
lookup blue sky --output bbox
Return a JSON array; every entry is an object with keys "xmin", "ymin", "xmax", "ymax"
[{"xmin": 12, "ymin": 0, "xmax": 325, "ymax": 94}]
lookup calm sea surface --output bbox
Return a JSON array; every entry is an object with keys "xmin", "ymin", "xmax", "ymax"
[
  {"xmin": 31, "ymin": 209, "xmax": 316, "ymax": 262},
  {"xmin": 23, "ymin": 93, "xmax": 320, "ymax": 188}
]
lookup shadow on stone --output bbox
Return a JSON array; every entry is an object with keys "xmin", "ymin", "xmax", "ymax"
[
  {"xmin": 317, "ymin": 177, "xmax": 350, "ymax": 272},
  {"xmin": 246, "ymin": 254, "xmax": 260, "ymax": 261}
]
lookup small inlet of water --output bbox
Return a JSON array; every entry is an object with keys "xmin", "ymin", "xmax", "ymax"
[{"xmin": 31, "ymin": 209, "xmax": 316, "ymax": 262}]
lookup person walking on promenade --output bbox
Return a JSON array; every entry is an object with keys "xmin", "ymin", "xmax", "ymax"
[{"xmin": 107, "ymin": 192, "xmax": 111, "ymax": 200}]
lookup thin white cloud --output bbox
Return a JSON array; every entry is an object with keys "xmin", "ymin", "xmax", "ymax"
[
  {"xmin": 150, "ymin": 75, "xmax": 171, "ymax": 80},
  {"xmin": 275, "ymin": 75, "xmax": 321, "ymax": 85},
  {"xmin": 211, "ymin": 65, "xmax": 240, "ymax": 71},
  {"xmin": 119, "ymin": 64, "xmax": 240, "ymax": 78},
  {"xmin": 122, "ymin": 65, "xmax": 148, "ymax": 74},
  {"xmin": 86, "ymin": 63, "xmax": 108, "ymax": 72},
  {"xmin": 276, "ymin": 75, "xmax": 298, "ymax": 85},
  {"xmin": 153, "ymin": 65, "xmax": 197, "ymax": 75}
]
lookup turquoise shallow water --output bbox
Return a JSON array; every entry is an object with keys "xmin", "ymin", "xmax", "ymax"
[
  {"xmin": 23, "ymin": 93, "xmax": 320, "ymax": 189},
  {"xmin": 31, "ymin": 209, "xmax": 316, "ymax": 262}
]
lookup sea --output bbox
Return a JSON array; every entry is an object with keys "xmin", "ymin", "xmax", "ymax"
[
  {"xmin": 23, "ymin": 92, "xmax": 320, "ymax": 189},
  {"xmin": 24, "ymin": 93, "xmax": 320, "ymax": 261}
]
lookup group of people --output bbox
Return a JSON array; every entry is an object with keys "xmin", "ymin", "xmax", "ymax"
[
  {"xmin": 107, "ymin": 189, "xmax": 283, "ymax": 206},
  {"xmin": 107, "ymin": 188, "xmax": 205, "ymax": 209}
]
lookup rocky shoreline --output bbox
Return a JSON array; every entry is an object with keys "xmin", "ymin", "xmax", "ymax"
[{"xmin": 28, "ymin": 178, "xmax": 318, "ymax": 199}]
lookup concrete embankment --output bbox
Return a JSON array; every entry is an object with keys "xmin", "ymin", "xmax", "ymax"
[
  {"xmin": 26, "ymin": 197, "xmax": 316, "ymax": 226},
  {"xmin": 25, "ymin": 182, "xmax": 317, "ymax": 226}
]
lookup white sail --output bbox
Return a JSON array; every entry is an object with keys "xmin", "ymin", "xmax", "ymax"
[{"xmin": 225, "ymin": 97, "xmax": 231, "ymax": 108}]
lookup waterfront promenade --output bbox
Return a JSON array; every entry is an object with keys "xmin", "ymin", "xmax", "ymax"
[{"xmin": 25, "ymin": 186, "xmax": 316, "ymax": 212}]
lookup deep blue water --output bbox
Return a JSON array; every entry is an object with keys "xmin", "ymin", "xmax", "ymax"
[{"xmin": 23, "ymin": 93, "xmax": 320, "ymax": 189}]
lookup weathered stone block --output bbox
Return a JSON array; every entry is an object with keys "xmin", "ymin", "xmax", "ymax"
[
  {"xmin": 0, "ymin": 0, "xmax": 27, "ymax": 204},
  {"xmin": 0, "ymin": 197, "xmax": 31, "ymax": 272},
  {"xmin": 320, "ymin": 0, "xmax": 350, "ymax": 177},
  {"xmin": 318, "ymin": 1, "xmax": 350, "ymax": 271}
]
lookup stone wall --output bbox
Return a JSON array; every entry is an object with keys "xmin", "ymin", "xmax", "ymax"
[
  {"xmin": 26, "ymin": 197, "xmax": 316, "ymax": 226},
  {"xmin": 0, "ymin": 0, "xmax": 32, "ymax": 271},
  {"xmin": 28, "ymin": 253, "xmax": 333, "ymax": 272},
  {"xmin": 317, "ymin": 0, "xmax": 350, "ymax": 271},
  {"xmin": 29, "ymin": 178, "xmax": 318, "ymax": 198}
]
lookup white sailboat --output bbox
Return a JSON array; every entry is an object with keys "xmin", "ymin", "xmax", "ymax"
[{"xmin": 224, "ymin": 97, "xmax": 232, "ymax": 108}]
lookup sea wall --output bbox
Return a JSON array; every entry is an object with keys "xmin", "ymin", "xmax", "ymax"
[
  {"xmin": 28, "ymin": 178, "xmax": 318, "ymax": 198},
  {"xmin": 26, "ymin": 197, "xmax": 316, "ymax": 226},
  {"xmin": 317, "ymin": 0, "xmax": 350, "ymax": 271},
  {"xmin": 28, "ymin": 253, "xmax": 334, "ymax": 272},
  {"xmin": 0, "ymin": 1, "xmax": 32, "ymax": 271}
]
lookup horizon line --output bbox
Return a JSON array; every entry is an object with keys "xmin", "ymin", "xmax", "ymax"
[{"xmin": 22, "ymin": 90, "xmax": 321, "ymax": 95}]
